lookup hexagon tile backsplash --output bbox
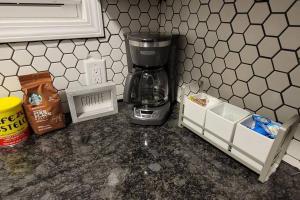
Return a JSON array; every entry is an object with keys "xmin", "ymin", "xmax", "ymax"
[
  {"xmin": 0, "ymin": 0, "xmax": 299, "ymax": 124},
  {"xmin": 159, "ymin": 0, "xmax": 300, "ymax": 124},
  {"xmin": 0, "ymin": 0, "xmax": 160, "ymax": 111}
]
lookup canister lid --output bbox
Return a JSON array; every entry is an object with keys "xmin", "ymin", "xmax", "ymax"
[
  {"xmin": 125, "ymin": 32, "xmax": 172, "ymax": 42},
  {"xmin": 0, "ymin": 96, "xmax": 22, "ymax": 112}
]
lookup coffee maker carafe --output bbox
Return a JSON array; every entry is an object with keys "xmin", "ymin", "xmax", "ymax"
[{"xmin": 124, "ymin": 32, "xmax": 176, "ymax": 125}]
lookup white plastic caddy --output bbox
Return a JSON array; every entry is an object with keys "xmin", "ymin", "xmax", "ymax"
[{"xmin": 178, "ymin": 85, "xmax": 300, "ymax": 183}]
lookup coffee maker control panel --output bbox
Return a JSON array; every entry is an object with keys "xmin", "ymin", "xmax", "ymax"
[{"xmin": 134, "ymin": 108, "xmax": 159, "ymax": 119}]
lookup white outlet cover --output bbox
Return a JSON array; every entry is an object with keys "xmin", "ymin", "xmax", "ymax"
[{"xmin": 84, "ymin": 57, "xmax": 107, "ymax": 85}]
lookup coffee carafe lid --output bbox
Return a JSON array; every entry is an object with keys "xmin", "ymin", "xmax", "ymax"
[{"xmin": 125, "ymin": 32, "xmax": 172, "ymax": 43}]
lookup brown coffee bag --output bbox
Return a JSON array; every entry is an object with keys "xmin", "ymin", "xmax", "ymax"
[{"xmin": 19, "ymin": 72, "xmax": 65, "ymax": 135}]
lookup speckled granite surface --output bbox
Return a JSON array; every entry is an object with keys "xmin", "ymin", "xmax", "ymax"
[{"xmin": 0, "ymin": 103, "xmax": 299, "ymax": 200}]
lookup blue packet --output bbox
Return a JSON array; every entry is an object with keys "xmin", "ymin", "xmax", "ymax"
[{"xmin": 250, "ymin": 114, "xmax": 281, "ymax": 139}]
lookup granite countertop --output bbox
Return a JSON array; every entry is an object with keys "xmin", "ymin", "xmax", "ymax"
[{"xmin": 0, "ymin": 103, "xmax": 299, "ymax": 200}]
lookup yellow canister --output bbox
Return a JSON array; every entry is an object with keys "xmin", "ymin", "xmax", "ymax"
[{"xmin": 0, "ymin": 97, "xmax": 29, "ymax": 147}]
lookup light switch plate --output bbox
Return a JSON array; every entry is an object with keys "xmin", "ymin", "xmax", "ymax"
[{"xmin": 84, "ymin": 57, "xmax": 107, "ymax": 85}]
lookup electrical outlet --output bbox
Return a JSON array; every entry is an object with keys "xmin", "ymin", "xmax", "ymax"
[{"xmin": 84, "ymin": 57, "xmax": 107, "ymax": 85}]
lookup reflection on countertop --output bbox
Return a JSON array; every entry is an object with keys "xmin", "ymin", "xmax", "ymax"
[{"xmin": 0, "ymin": 103, "xmax": 299, "ymax": 200}]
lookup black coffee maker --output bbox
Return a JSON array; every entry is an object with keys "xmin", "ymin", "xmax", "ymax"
[{"xmin": 124, "ymin": 32, "xmax": 176, "ymax": 125}]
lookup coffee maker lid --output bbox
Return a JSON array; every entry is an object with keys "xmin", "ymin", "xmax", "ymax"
[{"xmin": 125, "ymin": 32, "xmax": 172, "ymax": 42}]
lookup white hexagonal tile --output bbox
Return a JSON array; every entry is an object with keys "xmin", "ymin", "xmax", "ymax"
[
  {"xmin": 128, "ymin": 6, "xmax": 140, "ymax": 19},
  {"xmin": 209, "ymin": 0, "xmax": 223, "ymax": 12},
  {"xmin": 61, "ymin": 54, "xmax": 77, "ymax": 68},
  {"xmin": 3, "ymin": 76, "xmax": 20, "ymax": 91},
  {"xmin": 129, "ymin": 20, "xmax": 141, "ymax": 32},
  {"xmin": 290, "ymin": 67, "xmax": 300, "ymax": 87},
  {"xmin": 235, "ymin": 0, "xmax": 254, "ymax": 13},
  {"xmin": 9, "ymin": 91, "xmax": 24, "ymax": 99},
  {"xmin": 165, "ymin": 6, "xmax": 173, "ymax": 20},
  {"xmin": 32, "ymin": 56, "xmax": 50, "ymax": 71},
  {"xmin": 113, "ymin": 73, "xmax": 124, "ymax": 84},
  {"xmin": 279, "ymin": 27, "xmax": 300, "ymax": 51},
  {"xmin": 139, "ymin": 13, "xmax": 150, "ymax": 26},
  {"xmin": 172, "ymin": 14, "xmax": 181, "ymax": 27},
  {"xmin": 139, "ymin": 0, "xmax": 150, "ymax": 12},
  {"xmin": 270, "ymin": 0, "xmax": 295, "ymax": 12},
  {"xmin": 287, "ymin": 1, "xmax": 300, "ymax": 25},
  {"xmin": 248, "ymin": 76, "xmax": 267, "ymax": 95},
  {"xmin": 180, "ymin": 6, "xmax": 190, "ymax": 21},
  {"xmin": 191, "ymin": 67, "xmax": 201, "ymax": 80},
  {"xmin": 261, "ymin": 90, "xmax": 283, "ymax": 109},
  {"xmin": 209, "ymin": 73, "xmax": 222, "ymax": 88},
  {"xmin": 240, "ymin": 45, "xmax": 258, "ymax": 64},
  {"xmin": 258, "ymin": 37, "xmax": 280, "ymax": 58},
  {"xmin": 214, "ymin": 41, "xmax": 229, "ymax": 58},
  {"xmin": 186, "ymin": 30, "xmax": 197, "ymax": 44},
  {"xmin": 267, "ymin": 71, "xmax": 289, "ymax": 92},
  {"xmin": 107, "ymin": 5, "xmax": 120, "ymax": 20},
  {"xmin": 232, "ymin": 14, "xmax": 250, "ymax": 33},
  {"xmin": 179, "ymin": 22, "xmax": 189, "ymax": 35},
  {"xmin": 122, "ymin": 66, "xmax": 128, "ymax": 77},
  {"xmin": 99, "ymin": 43, "xmax": 112, "ymax": 56},
  {"xmin": 53, "ymin": 77, "xmax": 68, "ymax": 90},
  {"xmin": 224, "ymin": 52, "xmax": 240, "ymax": 69},
  {"xmin": 273, "ymin": 50, "xmax": 298, "ymax": 72},
  {"xmin": 112, "ymin": 61, "xmax": 124, "ymax": 73},
  {"xmin": 192, "ymin": 54, "xmax": 203, "ymax": 68},
  {"xmin": 276, "ymin": 105, "xmax": 298, "ymax": 123},
  {"xmin": 74, "ymin": 45, "xmax": 89, "ymax": 60},
  {"xmin": 108, "ymin": 20, "xmax": 121, "ymax": 34},
  {"xmin": 118, "ymin": 13, "xmax": 131, "ymax": 27},
  {"xmin": 222, "ymin": 69, "xmax": 237, "ymax": 85},
  {"xmin": 229, "ymin": 96, "xmax": 245, "ymax": 109},
  {"xmin": 244, "ymin": 25, "xmax": 264, "ymax": 45},
  {"xmin": 64, "ymin": 68, "xmax": 80, "ymax": 81},
  {"xmin": 109, "ymin": 35, "xmax": 122, "ymax": 49},
  {"xmin": 253, "ymin": 58, "xmax": 273, "ymax": 77},
  {"xmin": 72, "ymin": 39, "xmax": 85, "ymax": 46},
  {"xmin": 49, "ymin": 63, "xmax": 66, "ymax": 77},
  {"xmin": 197, "ymin": 5, "xmax": 210, "ymax": 21},
  {"xmin": 283, "ymin": 86, "xmax": 300, "ymax": 108},
  {"xmin": 106, "ymin": 68, "xmax": 114, "ymax": 81},
  {"xmin": 0, "ymin": 44, "xmax": 13, "ymax": 60},
  {"xmin": 236, "ymin": 63, "xmax": 253, "ymax": 82},
  {"xmin": 183, "ymin": 58, "xmax": 193, "ymax": 72},
  {"xmin": 0, "ymin": 86, "xmax": 9, "ymax": 97},
  {"xmin": 189, "ymin": 0, "xmax": 200, "ymax": 13},
  {"xmin": 12, "ymin": 50, "xmax": 33, "ymax": 66},
  {"xmin": 232, "ymin": 80, "xmax": 249, "ymax": 98},
  {"xmin": 219, "ymin": 84, "xmax": 233, "ymax": 100},
  {"xmin": 173, "ymin": 0, "xmax": 182, "ymax": 13},
  {"xmin": 149, "ymin": 6, "xmax": 159, "ymax": 19},
  {"xmin": 45, "ymin": 48, "xmax": 63, "ymax": 62},
  {"xmin": 118, "ymin": 0, "xmax": 130, "ymax": 12},
  {"xmin": 207, "ymin": 14, "xmax": 220, "ymax": 31},
  {"xmin": 264, "ymin": 14, "xmax": 288, "ymax": 36},
  {"xmin": 27, "ymin": 42, "xmax": 47, "ymax": 57},
  {"xmin": 202, "ymin": 48, "xmax": 215, "ymax": 63},
  {"xmin": 58, "ymin": 40, "xmax": 75, "ymax": 54},
  {"xmin": 18, "ymin": 66, "xmax": 36, "ymax": 76},
  {"xmin": 249, "ymin": 2, "xmax": 270, "ymax": 24},
  {"xmin": 205, "ymin": 31, "xmax": 218, "ymax": 47},
  {"xmin": 244, "ymin": 93, "xmax": 262, "ymax": 111},
  {"xmin": 111, "ymin": 49, "xmax": 123, "ymax": 61},
  {"xmin": 201, "ymin": 63, "xmax": 213, "ymax": 78},
  {"xmin": 187, "ymin": 14, "xmax": 198, "ymax": 29},
  {"xmin": 85, "ymin": 39, "xmax": 99, "ymax": 51},
  {"xmin": 257, "ymin": 107, "xmax": 276, "ymax": 121},
  {"xmin": 217, "ymin": 23, "xmax": 232, "ymax": 41},
  {"xmin": 206, "ymin": 87, "xmax": 219, "ymax": 98},
  {"xmin": 212, "ymin": 58, "xmax": 226, "ymax": 74},
  {"xmin": 228, "ymin": 34, "xmax": 245, "ymax": 52},
  {"xmin": 185, "ymin": 44, "xmax": 195, "ymax": 58},
  {"xmin": 0, "ymin": 60, "xmax": 19, "ymax": 76},
  {"xmin": 196, "ymin": 22, "xmax": 208, "ymax": 38},
  {"xmin": 220, "ymin": 4, "xmax": 235, "ymax": 22}
]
